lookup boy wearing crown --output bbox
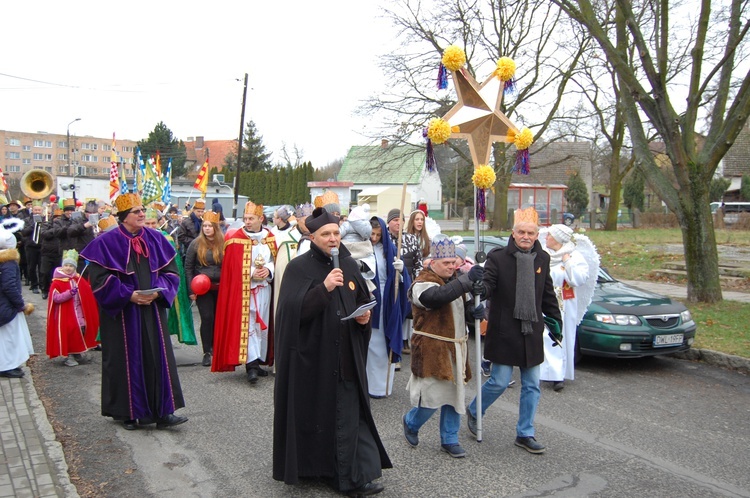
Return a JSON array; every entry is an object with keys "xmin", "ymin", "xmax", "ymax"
[
  {"xmin": 465, "ymin": 207, "xmax": 562, "ymax": 454},
  {"xmin": 212, "ymin": 200, "xmax": 276, "ymax": 384},
  {"xmin": 80, "ymin": 193, "xmax": 188, "ymax": 430},
  {"xmin": 46, "ymin": 249, "xmax": 99, "ymax": 366}
]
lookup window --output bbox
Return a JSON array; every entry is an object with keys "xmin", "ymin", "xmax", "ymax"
[
  {"xmin": 44, "ymin": 167, "xmax": 52, "ymax": 173},
  {"xmin": 22, "ymin": 159, "xmax": 31, "ymax": 165},
  {"xmin": 8, "ymin": 165, "xmax": 20, "ymax": 172},
  {"xmin": 81, "ymin": 143, "xmax": 90, "ymax": 150},
  {"xmin": 8, "ymin": 138, "xmax": 20, "ymax": 146},
  {"xmin": 6, "ymin": 152, "xmax": 21, "ymax": 159},
  {"xmin": 33, "ymin": 140, "xmax": 52, "ymax": 148},
  {"xmin": 58, "ymin": 141, "xmax": 66, "ymax": 148},
  {"xmin": 81, "ymin": 154, "xmax": 96, "ymax": 162},
  {"xmin": 91, "ymin": 143, "xmax": 98, "ymax": 150},
  {"xmin": 88, "ymin": 167, "xmax": 98, "ymax": 175},
  {"xmin": 59, "ymin": 166, "xmax": 69, "ymax": 174},
  {"xmin": 122, "ymin": 146, "xmax": 133, "ymax": 153},
  {"xmin": 58, "ymin": 153, "xmax": 67, "ymax": 160},
  {"xmin": 33, "ymin": 153, "xmax": 44, "ymax": 160},
  {"xmin": 102, "ymin": 144, "xmax": 112, "ymax": 151},
  {"xmin": 22, "ymin": 145, "xmax": 31, "ymax": 151},
  {"xmin": 45, "ymin": 154, "xmax": 52, "ymax": 161}
]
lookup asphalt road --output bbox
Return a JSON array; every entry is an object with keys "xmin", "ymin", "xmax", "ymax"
[{"xmin": 25, "ymin": 291, "xmax": 750, "ymax": 498}]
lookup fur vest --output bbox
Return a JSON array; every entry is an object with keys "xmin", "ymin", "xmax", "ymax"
[{"xmin": 410, "ymin": 269, "xmax": 472, "ymax": 383}]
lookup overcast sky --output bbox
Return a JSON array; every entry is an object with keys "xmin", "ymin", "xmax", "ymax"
[{"xmin": 0, "ymin": 0, "xmax": 397, "ymax": 167}]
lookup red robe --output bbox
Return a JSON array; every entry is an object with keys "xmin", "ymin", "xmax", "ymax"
[
  {"xmin": 212, "ymin": 228, "xmax": 277, "ymax": 372},
  {"xmin": 46, "ymin": 273, "xmax": 100, "ymax": 358}
]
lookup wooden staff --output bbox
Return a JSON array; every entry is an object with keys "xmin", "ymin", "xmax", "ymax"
[{"xmin": 386, "ymin": 182, "xmax": 408, "ymax": 396}]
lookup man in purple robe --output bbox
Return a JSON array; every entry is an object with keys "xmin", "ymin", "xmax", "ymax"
[{"xmin": 80, "ymin": 193, "xmax": 188, "ymax": 431}]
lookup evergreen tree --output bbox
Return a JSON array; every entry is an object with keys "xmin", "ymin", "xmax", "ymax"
[
  {"xmin": 137, "ymin": 122, "xmax": 187, "ymax": 178},
  {"xmin": 709, "ymin": 177, "xmax": 731, "ymax": 202},
  {"xmin": 741, "ymin": 175, "xmax": 750, "ymax": 202},
  {"xmin": 623, "ymin": 169, "xmax": 645, "ymax": 212},
  {"xmin": 565, "ymin": 172, "xmax": 589, "ymax": 217}
]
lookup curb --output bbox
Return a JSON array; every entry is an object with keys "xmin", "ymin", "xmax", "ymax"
[
  {"xmin": 670, "ymin": 348, "xmax": 750, "ymax": 374},
  {"xmin": 24, "ymin": 365, "xmax": 81, "ymax": 498}
]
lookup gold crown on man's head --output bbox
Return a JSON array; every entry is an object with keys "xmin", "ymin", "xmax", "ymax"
[
  {"xmin": 98, "ymin": 216, "xmax": 118, "ymax": 232},
  {"xmin": 193, "ymin": 199, "xmax": 206, "ymax": 210},
  {"xmin": 514, "ymin": 206, "xmax": 539, "ymax": 226},
  {"xmin": 203, "ymin": 210, "xmax": 221, "ymax": 224},
  {"xmin": 114, "ymin": 193, "xmax": 142, "ymax": 213},
  {"xmin": 244, "ymin": 201, "xmax": 263, "ymax": 217},
  {"xmin": 151, "ymin": 201, "xmax": 166, "ymax": 212},
  {"xmin": 62, "ymin": 198, "xmax": 76, "ymax": 208},
  {"xmin": 321, "ymin": 190, "xmax": 339, "ymax": 205},
  {"xmin": 313, "ymin": 195, "xmax": 324, "ymax": 208}
]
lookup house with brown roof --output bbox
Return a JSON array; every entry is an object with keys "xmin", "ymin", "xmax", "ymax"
[
  {"xmin": 183, "ymin": 136, "xmax": 238, "ymax": 180},
  {"xmin": 721, "ymin": 121, "xmax": 750, "ymax": 200}
]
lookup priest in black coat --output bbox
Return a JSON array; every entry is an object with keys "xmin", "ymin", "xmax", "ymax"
[{"xmin": 273, "ymin": 207, "xmax": 391, "ymax": 496}]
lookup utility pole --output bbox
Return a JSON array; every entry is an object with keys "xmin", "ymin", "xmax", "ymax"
[
  {"xmin": 67, "ymin": 118, "xmax": 81, "ymax": 202},
  {"xmin": 232, "ymin": 73, "xmax": 248, "ymax": 219}
]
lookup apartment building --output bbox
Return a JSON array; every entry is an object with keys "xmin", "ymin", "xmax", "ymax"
[{"xmin": 0, "ymin": 129, "xmax": 138, "ymax": 199}]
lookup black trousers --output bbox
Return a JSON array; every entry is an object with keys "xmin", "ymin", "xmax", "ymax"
[
  {"xmin": 195, "ymin": 289, "xmax": 218, "ymax": 354},
  {"xmin": 25, "ymin": 246, "xmax": 41, "ymax": 290},
  {"xmin": 39, "ymin": 254, "xmax": 58, "ymax": 294}
]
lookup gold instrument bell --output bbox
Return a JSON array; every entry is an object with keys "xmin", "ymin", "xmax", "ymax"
[{"xmin": 20, "ymin": 169, "xmax": 54, "ymax": 199}]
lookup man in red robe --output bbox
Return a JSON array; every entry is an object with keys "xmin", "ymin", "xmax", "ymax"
[{"xmin": 212, "ymin": 200, "xmax": 276, "ymax": 384}]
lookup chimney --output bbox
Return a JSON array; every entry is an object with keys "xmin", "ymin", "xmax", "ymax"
[
  {"xmin": 381, "ymin": 139, "xmax": 389, "ymax": 148},
  {"xmin": 196, "ymin": 136, "xmax": 204, "ymax": 148}
]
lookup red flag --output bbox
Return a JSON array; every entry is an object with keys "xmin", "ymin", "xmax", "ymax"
[
  {"xmin": 109, "ymin": 133, "xmax": 119, "ymax": 201},
  {"xmin": 193, "ymin": 158, "xmax": 209, "ymax": 194},
  {"xmin": 0, "ymin": 166, "xmax": 8, "ymax": 192}
]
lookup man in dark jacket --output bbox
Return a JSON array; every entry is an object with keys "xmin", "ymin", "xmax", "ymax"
[
  {"xmin": 66, "ymin": 200, "xmax": 98, "ymax": 274},
  {"xmin": 177, "ymin": 199, "xmax": 204, "ymax": 255},
  {"xmin": 53, "ymin": 199, "xmax": 76, "ymax": 253},
  {"xmin": 39, "ymin": 208, "xmax": 61, "ymax": 299},
  {"xmin": 20, "ymin": 201, "xmax": 43, "ymax": 294},
  {"xmin": 273, "ymin": 207, "xmax": 391, "ymax": 496},
  {"xmin": 466, "ymin": 207, "xmax": 562, "ymax": 455}
]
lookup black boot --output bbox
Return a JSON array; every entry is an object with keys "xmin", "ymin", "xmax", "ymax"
[{"xmin": 246, "ymin": 361, "xmax": 259, "ymax": 384}]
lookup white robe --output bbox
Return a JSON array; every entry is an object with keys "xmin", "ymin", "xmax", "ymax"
[
  {"xmin": 540, "ymin": 250, "xmax": 589, "ymax": 381},
  {"xmin": 366, "ymin": 242, "xmax": 396, "ymax": 396},
  {"xmin": 0, "ymin": 312, "xmax": 34, "ymax": 371},
  {"xmin": 244, "ymin": 229, "xmax": 275, "ymax": 364}
]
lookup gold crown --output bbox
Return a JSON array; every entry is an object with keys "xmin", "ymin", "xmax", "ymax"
[
  {"xmin": 321, "ymin": 190, "xmax": 339, "ymax": 205},
  {"xmin": 193, "ymin": 199, "xmax": 206, "ymax": 209},
  {"xmin": 203, "ymin": 210, "xmax": 221, "ymax": 224},
  {"xmin": 244, "ymin": 201, "xmax": 263, "ymax": 217},
  {"xmin": 151, "ymin": 201, "xmax": 166, "ymax": 212},
  {"xmin": 53, "ymin": 208, "xmax": 63, "ymax": 216},
  {"xmin": 98, "ymin": 216, "xmax": 118, "ymax": 232},
  {"xmin": 514, "ymin": 207, "xmax": 539, "ymax": 226},
  {"xmin": 313, "ymin": 195, "xmax": 324, "ymax": 208},
  {"xmin": 114, "ymin": 193, "xmax": 142, "ymax": 213},
  {"xmin": 62, "ymin": 198, "xmax": 76, "ymax": 208}
]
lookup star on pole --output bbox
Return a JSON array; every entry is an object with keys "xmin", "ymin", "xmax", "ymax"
[{"xmin": 441, "ymin": 68, "xmax": 519, "ymax": 166}]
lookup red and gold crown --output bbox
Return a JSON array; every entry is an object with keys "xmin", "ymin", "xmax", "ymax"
[
  {"xmin": 114, "ymin": 193, "xmax": 142, "ymax": 213},
  {"xmin": 514, "ymin": 207, "xmax": 539, "ymax": 226},
  {"xmin": 244, "ymin": 201, "xmax": 263, "ymax": 217},
  {"xmin": 193, "ymin": 199, "xmax": 206, "ymax": 210},
  {"xmin": 203, "ymin": 210, "xmax": 221, "ymax": 224}
]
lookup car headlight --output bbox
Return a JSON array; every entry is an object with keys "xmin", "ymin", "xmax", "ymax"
[
  {"xmin": 680, "ymin": 309, "xmax": 693, "ymax": 323},
  {"xmin": 593, "ymin": 314, "xmax": 640, "ymax": 326}
]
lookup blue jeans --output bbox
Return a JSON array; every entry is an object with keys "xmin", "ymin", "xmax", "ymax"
[
  {"xmin": 468, "ymin": 363, "xmax": 541, "ymax": 438},
  {"xmin": 404, "ymin": 404, "xmax": 461, "ymax": 445}
]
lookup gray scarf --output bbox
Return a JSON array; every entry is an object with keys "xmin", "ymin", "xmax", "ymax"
[{"xmin": 513, "ymin": 250, "xmax": 537, "ymax": 335}]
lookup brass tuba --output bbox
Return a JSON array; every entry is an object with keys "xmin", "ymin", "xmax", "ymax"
[{"xmin": 20, "ymin": 169, "xmax": 54, "ymax": 199}]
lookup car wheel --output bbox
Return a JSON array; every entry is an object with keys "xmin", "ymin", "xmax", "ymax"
[{"xmin": 573, "ymin": 330, "xmax": 582, "ymax": 365}]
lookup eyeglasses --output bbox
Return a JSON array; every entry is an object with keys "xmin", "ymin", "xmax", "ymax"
[{"xmin": 130, "ymin": 208, "xmax": 145, "ymax": 215}]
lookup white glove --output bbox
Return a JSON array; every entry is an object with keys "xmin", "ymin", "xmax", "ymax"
[{"xmin": 392, "ymin": 258, "xmax": 404, "ymax": 272}]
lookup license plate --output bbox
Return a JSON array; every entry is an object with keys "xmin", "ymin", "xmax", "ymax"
[{"xmin": 653, "ymin": 334, "xmax": 683, "ymax": 347}]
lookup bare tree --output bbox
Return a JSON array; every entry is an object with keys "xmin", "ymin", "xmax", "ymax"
[
  {"xmin": 552, "ymin": 0, "xmax": 750, "ymax": 302},
  {"xmin": 361, "ymin": 0, "xmax": 587, "ymax": 227}
]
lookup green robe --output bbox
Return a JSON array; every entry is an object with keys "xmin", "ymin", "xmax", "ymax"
[{"xmin": 163, "ymin": 232, "xmax": 197, "ymax": 345}]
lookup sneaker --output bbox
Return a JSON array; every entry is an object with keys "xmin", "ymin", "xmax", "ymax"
[
  {"xmin": 441, "ymin": 443, "xmax": 466, "ymax": 458},
  {"xmin": 514, "ymin": 436, "xmax": 546, "ymax": 454},
  {"xmin": 481, "ymin": 359, "xmax": 491, "ymax": 377},
  {"xmin": 394, "ymin": 362, "xmax": 401, "ymax": 372},
  {"xmin": 507, "ymin": 380, "xmax": 516, "ymax": 388},
  {"xmin": 402, "ymin": 415, "xmax": 419, "ymax": 447},
  {"xmin": 466, "ymin": 409, "xmax": 477, "ymax": 437},
  {"xmin": 63, "ymin": 357, "xmax": 79, "ymax": 367},
  {"xmin": 553, "ymin": 381, "xmax": 565, "ymax": 392}
]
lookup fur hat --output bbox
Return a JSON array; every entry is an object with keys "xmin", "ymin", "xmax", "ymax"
[
  {"xmin": 548, "ymin": 224, "xmax": 574, "ymax": 244},
  {"xmin": 0, "ymin": 219, "xmax": 24, "ymax": 250}
]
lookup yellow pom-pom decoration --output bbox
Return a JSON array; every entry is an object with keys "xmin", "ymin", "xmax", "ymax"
[
  {"xmin": 427, "ymin": 118, "xmax": 452, "ymax": 145},
  {"xmin": 494, "ymin": 57, "xmax": 516, "ymax": 82},
  {"xmin": 441, "ymin": 45, "xmax": 466, "ymax": 72},
  {"xmin": 472, "ymin": 165, "xmax": 496, "ymax": 190},
  {"xmin": 514, "ymin": 127, "xmax": 534, "ymax": 151}
]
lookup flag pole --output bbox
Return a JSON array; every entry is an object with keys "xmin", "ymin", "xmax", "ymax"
[
  {"xmin": 473, "ymin": 182, "xmax": 483, "ymax": 443},
  {"xmin": 386, "ymin": 181, "xmax": 408, "ymax": 397}
]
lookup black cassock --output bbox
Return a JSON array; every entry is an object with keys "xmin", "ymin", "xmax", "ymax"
[{"xmin": 272, "ymin": 243, "xmax": 391, "ymax": 492}]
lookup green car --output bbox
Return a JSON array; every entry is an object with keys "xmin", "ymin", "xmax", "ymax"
[{"xmin": 576, "ymin": 268, "xmax": 697, "ymax": 362}]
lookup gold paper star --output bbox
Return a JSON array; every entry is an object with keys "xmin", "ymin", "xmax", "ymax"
[{"xmin": 442, "ymin": 68, "xmax": 519, "ymax": 166}]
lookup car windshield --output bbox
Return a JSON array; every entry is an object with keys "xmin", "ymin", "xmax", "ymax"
[{"xmin": 597, "ymin": 267, "xmax": 618, "ymax": 284}]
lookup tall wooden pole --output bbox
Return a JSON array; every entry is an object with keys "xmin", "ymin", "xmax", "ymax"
[{"xmin": 232, "ymin": 73, "xmax": 248, "ymax": 219}]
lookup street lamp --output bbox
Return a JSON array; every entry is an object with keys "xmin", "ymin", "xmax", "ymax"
[{"xmin": 67, "ymin": 118, "xmax": 81, "ymax": 201}]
